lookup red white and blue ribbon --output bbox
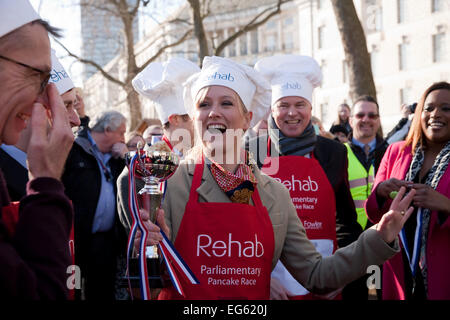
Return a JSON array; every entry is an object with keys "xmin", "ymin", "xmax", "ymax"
[
  {"xmin": 126, "ymin": 151, "xmax": 199, "ymax": 299},
  {"xmin": 126, "ymin": 152, "xmax": 151, "ymax": 300}
]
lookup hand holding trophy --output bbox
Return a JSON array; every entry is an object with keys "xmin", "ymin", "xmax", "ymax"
[{"xmin": 125, "ymin": 140, "xmax": 198, "ymax": 299}]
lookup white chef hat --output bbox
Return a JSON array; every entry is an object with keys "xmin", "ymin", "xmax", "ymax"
[
  {"xmin": 0, "ymin": 0, "xmax": 40, "ymax": 38},
  {"xmin": 48, "ymin": 49, "xmax": 74, "ymax": 95},
  {"xmin": 132, "ymin": 57, "xmax": 200, "ymax": 124},
  {"xmin": 184, "ymin": 56, "xmax": 271, "ymax": 126},
  {"xmin": 254, "ymin": 55, "xmax": 322, "ymax": 106}
]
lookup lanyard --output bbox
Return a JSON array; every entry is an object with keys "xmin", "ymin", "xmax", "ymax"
[
  {"xmin": 87, "ymin": 132, "xmax": 112, "ymax": 182},
  {"xmin": 399, "ymin": 208, "xmax": 423, "ymax": 277}
]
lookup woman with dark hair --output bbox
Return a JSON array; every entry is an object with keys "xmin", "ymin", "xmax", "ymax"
[
  {"xmin": 331, "ymin": 103, "xmax": 352, "ymax": 134},
  {"xmin": 365, "ymin": 81, "xmax": 450, "ymax": 300}
]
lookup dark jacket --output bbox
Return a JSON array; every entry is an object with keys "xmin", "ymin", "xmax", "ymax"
[
  {"xmin": 61, "ymin": 130, "xmax": 126, "ymax": 269},
  {"xmin": 0, "ymin": 148, "xmax": 28, "ymax": 201},
  {"xmin": 0, "ymin": 170, "xmax": 72, "ymax": 299},
  {"xmin": 248, "ymin": 135, "xmax": 362, "ymax": 248}
]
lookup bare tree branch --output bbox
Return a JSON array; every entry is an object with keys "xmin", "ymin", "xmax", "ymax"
[
  {"xmin": 54, "ymin": 38, "xmax": 126, "ymax": 87},
  {"xmin": 137, "ymin": 28, "xmax": 193, "ymax": 72},
  {"xmin": 79, "ymin": 2, "xmax": 119, "ymax": 17},
  {"xmin": 215, "ymin": 0, "xmax": 291, "ymax": 56}
]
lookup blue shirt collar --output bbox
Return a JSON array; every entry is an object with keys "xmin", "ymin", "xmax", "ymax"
[
  {"xmin": 352, "ymin": 137, "xmax": 376, "ymax": 153},
  {"xmin": 0, "ymin": 144, "xmax": 28, "ymax": 169}
]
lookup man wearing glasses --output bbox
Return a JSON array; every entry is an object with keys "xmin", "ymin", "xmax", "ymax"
[
  {"xmin": 341, "ymin": 95, "xmax": 388, "ymax": 300},
  {"xmin": 0, "ymin": 0, "xmax": 74, "ymax": 299}
]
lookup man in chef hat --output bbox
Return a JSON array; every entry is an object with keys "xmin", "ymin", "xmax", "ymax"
[
  {"xmin": 118, "ymin": 57, "xmax": 200, "ymax": 235},
  {"xmin": 0, "ymin": 0, "xmax": 75, "ymax": 298},
  {"xmin": 250, "ymin": 54, "xmax": 362, "ymax": 300},
  {"xmin": 48, "ymin": 49, "xmax": 81, "ymax": 128},
  {"xmin": 133, "ymin": 57, "xmax": 200, "ymax": 156}
]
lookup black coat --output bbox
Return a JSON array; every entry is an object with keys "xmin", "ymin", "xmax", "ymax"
[
  {"xmin": 0, "ymin": 148, "xmax": 28, "ymax": 201},
  {"xmin": 61, "ymin": 130, "xmax": 126, "ymax": 269},
  {"xmin": 247, "ymin": 135, "xmax": 362, "ymax": 248}
]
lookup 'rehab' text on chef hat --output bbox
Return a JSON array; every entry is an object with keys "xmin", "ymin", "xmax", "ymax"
[
  {"xmin": 132, "ymin": 57, "xmax": 200, "ymax": 124},
  {"xmin": 254, "ymin": 55, "xmax": 323, "ymax": 106},
  {"xmin": 48, "ymin": 49, "xmax": 74, "ymax": 95},
  {"xmin": 183, "ymin": 56, "xmax": 271, "ymax": 127},
  {"xmin": 0, "ymin": 0, "xmax": 40, "ymax": 38}
]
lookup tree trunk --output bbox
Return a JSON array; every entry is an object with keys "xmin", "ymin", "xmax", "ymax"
[
  {"xmin": 188, "ymin": 0, "xmax": 210, "ymax": 65},
  {"xmin": 330, "ymin": 0, "xmax": 377, "ymax": 102},
  {"xmin": 125, "ymin": 84, "xmax": 142, "ymax": 131},
  {"xmin": 119, "ymin": 0, "xmax": 142, "ymax": 129}
]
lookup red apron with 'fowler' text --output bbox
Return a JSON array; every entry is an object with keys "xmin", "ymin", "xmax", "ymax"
[
  {"xmin": 159, "ymin": 157, "xmax": 275, "ymax": 300},
  {"xmin": 262, "ymin": 138, "xmax": 337, "ymax": 300}
]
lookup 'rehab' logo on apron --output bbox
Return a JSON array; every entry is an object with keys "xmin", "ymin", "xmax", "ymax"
[{"xmin": 197, "ymin": 233, "xmax": 264, "ymax": 258}]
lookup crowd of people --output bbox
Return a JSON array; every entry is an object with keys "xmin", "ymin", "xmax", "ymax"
[{"xmin": 0, "ymin": 0, "xmax": 449, "ymax": 300}]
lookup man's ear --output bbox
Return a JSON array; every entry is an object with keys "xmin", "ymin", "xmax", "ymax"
[
  {"xmin": 243, "ymin": 111, "xmax": 253, "ymax": 131},
  {"xmin": 168, "ymin": 114, "xmax": 178, "ymax": 126}
]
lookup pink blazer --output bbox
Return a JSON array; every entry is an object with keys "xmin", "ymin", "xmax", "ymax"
[{"xmin": 365, "ymin": 141, "xmax": 450, "ymax": 300}]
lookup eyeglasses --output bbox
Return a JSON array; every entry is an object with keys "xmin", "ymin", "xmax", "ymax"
[
  {"xmin": 353, "ymin": 112, "xmax": 380, "ymax": 120},
  {"xmin": 0, "ymin": 54, "xmax": 50, "ymax": 94}
]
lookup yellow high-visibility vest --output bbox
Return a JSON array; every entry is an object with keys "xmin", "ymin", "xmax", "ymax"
[{"xmin": 344, "ymin": 143, "xmax": 374, "ymax": 229}]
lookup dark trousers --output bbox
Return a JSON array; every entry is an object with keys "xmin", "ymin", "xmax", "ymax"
[
  {"xmin": 81, "ymin": 230, "xmax": 117, "ymax": 300},
  {"xmin": 342, "ymin": 274, "xmax": 369, "ymax": 300}
]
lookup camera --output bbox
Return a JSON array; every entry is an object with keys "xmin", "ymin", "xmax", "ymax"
[{"xmin": 408, "ymin": 102, "xmax": 417, "ymax": 114}]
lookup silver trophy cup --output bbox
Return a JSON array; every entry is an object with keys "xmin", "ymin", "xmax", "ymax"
[{"xmin": 134, "ymin": 143, "xmax": 179, "ymax": 259}]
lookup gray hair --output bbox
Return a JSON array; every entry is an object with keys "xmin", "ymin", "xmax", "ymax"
[{"xmin": 90, "ymin": 110, "xmax": 126, "ymax": 133}]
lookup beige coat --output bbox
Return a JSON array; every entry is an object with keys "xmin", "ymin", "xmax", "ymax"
[{"xmin": 162, "ymin": 160, "xmax": 399, "ymax": 294}]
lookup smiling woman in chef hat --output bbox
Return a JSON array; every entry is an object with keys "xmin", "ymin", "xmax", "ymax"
[
  {"xmin": 251, "ymin": 54, "xmax": 364, "ymax": 300},
  {"xmin": 133, "ymin": 57, "xmax": 200, "ymax": 154},
  {"xmin": 183, "ymin": 56, "xmax": 271, "ymax": 167},
  {"xmin": 132, "ymin": 56, "xmax": 413, "ymax": 302}
]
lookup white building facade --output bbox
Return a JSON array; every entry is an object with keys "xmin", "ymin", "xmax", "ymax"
[{"xmin": 83, "ymin": 0, "xmax": 449, "ymax": 132}]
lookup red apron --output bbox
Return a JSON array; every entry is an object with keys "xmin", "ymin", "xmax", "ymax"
[
  {"xmin": 159, "ymin": 157, "xmax": 275, "ymax": 300},
  {"xmin": 262, "ymin": 138, "xmax": 338, "ymax": 300},
  {"xmin": 2, "ymin": 202, "xmax": 76, "ymax": 300}
]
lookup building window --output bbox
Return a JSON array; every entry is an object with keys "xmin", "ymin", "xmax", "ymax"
[
  {"xmin": 366, "ymin": 1, "xmax": 383, "ymax": 32},
  {"xmin": 432, "ymin": 0, "xmax": 445, "ymax": 12},
  {"xmin": 374, "ymin": 7, "xmax": 383, "ymax": 31},
  {"xmin": 320, "ymin": 102, "xmax": 329, "ymax": 123},
  {"xmin": 266, "ymin": 20, "xmax": 276, "ymax": 30},
  {"xmin": 265, "ymin": 34, "xmax": 277, "ymax": 52},
  {"xmin": 400, "ymin": 87, "xmax": 412, "ymax": 105},
  {"xmin": 283, "ymin": 32, "xmax": 294, "ymax": 50},
  {"xmin": 433, "ymin": 32, "xmax": 446, "ymax": 63},
  {"xmin": 320, "ymin": 60, "xmax": 326, "ymax": 86},
  {"xmin": 371, "ymin": 48, "xmax": 379, "ymax": 76},
  {"xmin": 342, "ymin": 60, "xmax": 348, "ymax": 83},
  {"xmin": 398, "ymin": 41, "xmax": 410, "ymax": 71},
  {"xmin": 317, "ymin": 0, "xmax": 325, "ymax": 10},
  {"xmin": 240, "ymin": 35, "xmax": 248, "ymax": 56},
  {"xmin": 228, "ymin": 29, "xmax": 236, "ymax": 57},
  {"xmin": 284, "ymin": 16, "xmax": 294, "ymax": 27},
  {"xmin": 397, "ymin": 0, "xmax": 406, "ymax": 23},
  {"xmin": 318, "ymin": 26, "xmax": 325, "ymax": 49},
  {"xmin": 250, "ymin": 30, "xmax": 259, "ymax": 54}
]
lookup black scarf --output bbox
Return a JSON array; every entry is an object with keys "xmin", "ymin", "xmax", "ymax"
[
  {"xmin": 404, "ymin": 141, "xmax": 450, "ymax": 296},
  {"xmin": 268, "ymin": 115, "xmax": 317, "ymax": 156}
]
